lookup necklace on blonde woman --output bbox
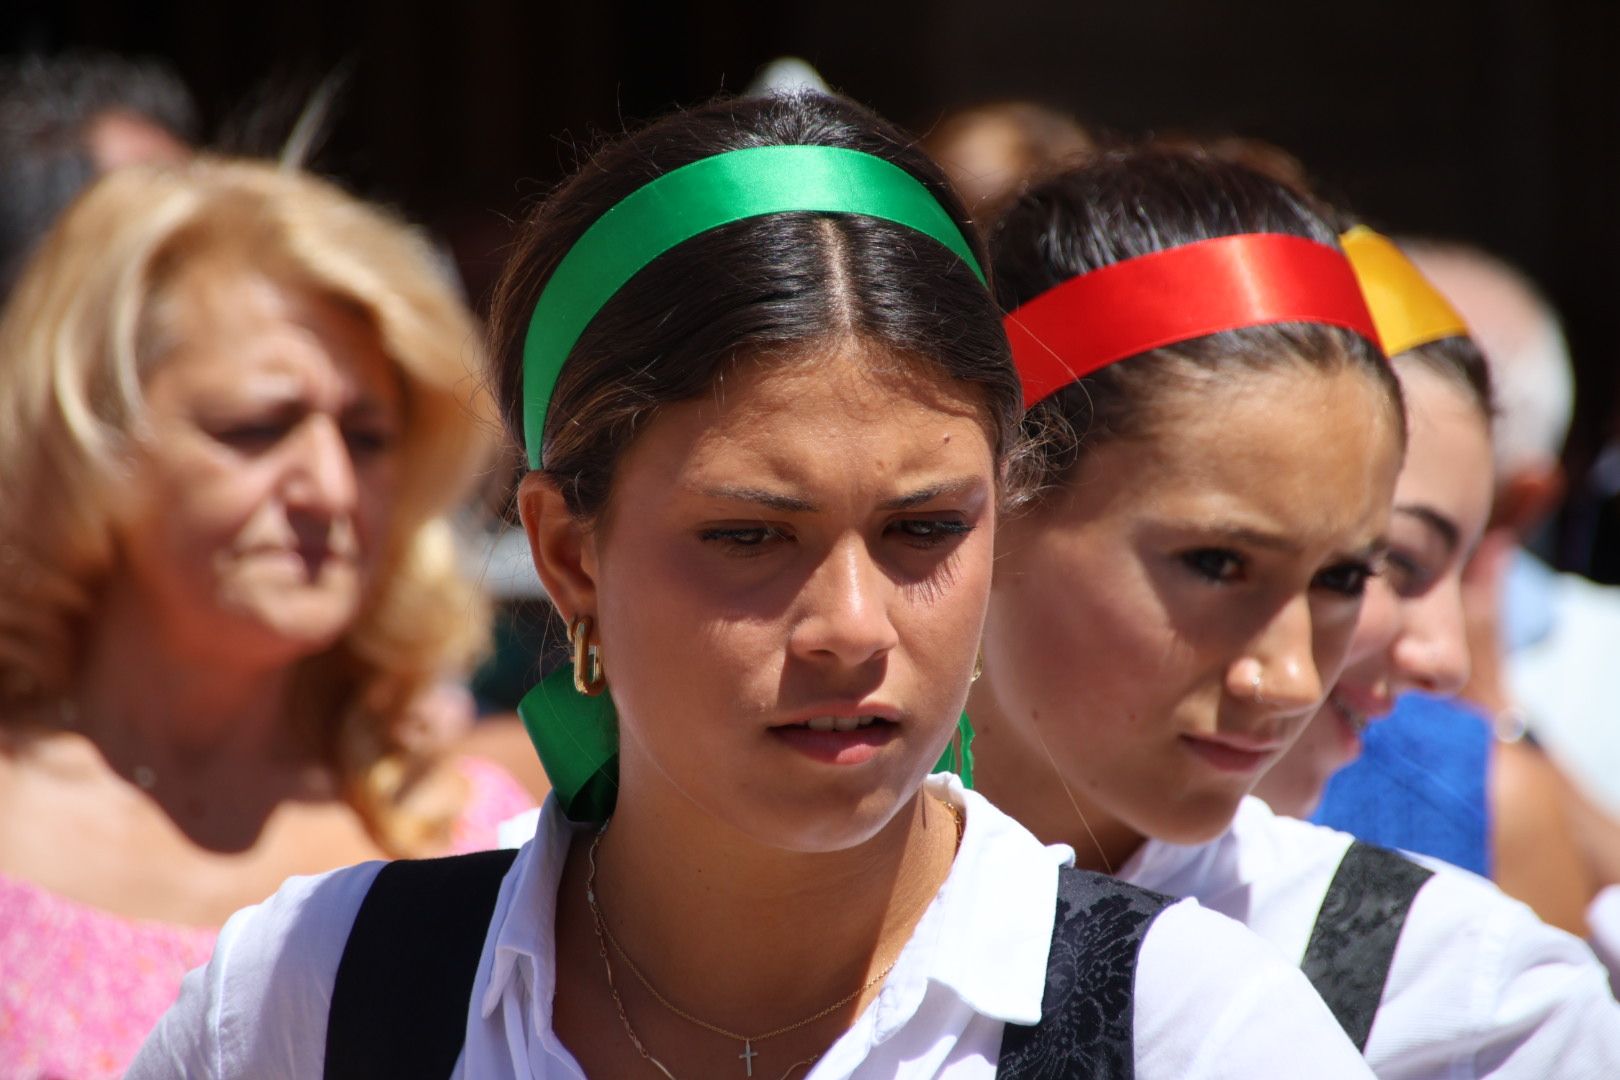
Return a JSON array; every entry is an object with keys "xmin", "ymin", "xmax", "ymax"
[{"xmin": 584, "ymin": 799, "xmax": 963, "ymax": 1078}]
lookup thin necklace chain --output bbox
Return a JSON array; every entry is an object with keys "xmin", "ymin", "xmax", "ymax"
[{"xmin": 585, "ymin": 797, "xmax": 964, "ymax": 1078}]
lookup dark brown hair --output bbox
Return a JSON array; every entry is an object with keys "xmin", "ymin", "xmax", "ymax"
[
  {"xmin": 989, "ymin": 147, "xmax": 1406, "ymax": 492},
  {"xmin": 488, "ymin": 92, "xmax": 1021, "ymax": 521},
  {"xmin": 1396, "ymin": 334, "xmax": 1495, "ymax": 424}
]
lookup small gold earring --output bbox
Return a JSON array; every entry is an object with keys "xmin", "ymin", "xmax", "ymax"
[
  {"xmin": 568, "ymin": 614, "xmax": 607, "ymax": 697},
  {"xmin": 970, "ymin": 651, "xmax": 984, "ymax": 684}
]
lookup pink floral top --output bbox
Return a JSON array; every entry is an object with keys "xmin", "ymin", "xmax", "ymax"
[{"xmin": 0, "ymin": 756, "xmax": 535, "ymax": 1080}]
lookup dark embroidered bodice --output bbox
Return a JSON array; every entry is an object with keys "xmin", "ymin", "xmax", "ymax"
[
  {"xmin": 996, "ymin": 866, "xmax": 1174, "ymax": 1079},
  {"xmin": 1301, "ymin": 840, "xmax": 1434, "ymax": 1051}
]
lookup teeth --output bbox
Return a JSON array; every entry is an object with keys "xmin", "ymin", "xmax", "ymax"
[
  {"xmin": 804, "ymin": 716, "xmax": 879, "ymax": 732},
  {"xmin": 1331, "ymin": 696, "xmax": 1368, "ymax": 733}
]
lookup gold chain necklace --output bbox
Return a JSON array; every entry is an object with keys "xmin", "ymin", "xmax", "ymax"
[{"xmin": 585, "ymin": 798, "xmax": 964, "ymax": 1078}]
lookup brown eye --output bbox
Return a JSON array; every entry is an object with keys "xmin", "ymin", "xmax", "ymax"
[
  {"xmin": 1181, "ymin": 549, "xmax": 1244, "ymax": 584},
  {"xmin": 888, "ymin": 518, "xmax": 973, "ymax": 549},
  {"xmin": 343, "ymin": 425, "xmax": 396, "ymax": 459},
  {"xmin": 699, "ymin": 525, "xmax": 791, "ymax": 552},
  {"xmin": 214, "ymin": 422, "xmax": 291, "ymax": 452},
  {"xmin": 1314, "ymin": 561, "xmax": 1375, "ymax": 598}
]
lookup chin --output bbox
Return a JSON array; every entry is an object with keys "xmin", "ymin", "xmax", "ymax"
[
  {"xmin": 1256, "ymin": 778, "xmax": 1324, "ymax": 821},
  {"xmin": 731, "ymin": 774, "xmax": 921, "ymax": 855},
  {"xmin": 1145, "ymin": 792, "xmax": 1247, "ymax": 847},
  {"xmin": 212, "ymin": 597, "xmax": 361, "ymax": 664}
]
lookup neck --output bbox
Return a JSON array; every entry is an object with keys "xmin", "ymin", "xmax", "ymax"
[
  {"xmin": 966, "ymin": 680, "xmax": 1145, "ymax": 875},
  {"xmin": 583, "ymin": 779, "xmax": 956, "ymax": 1033},
  {"xmin": 69, "ymin": 579, "xmax": 317, "ymax": 795}
]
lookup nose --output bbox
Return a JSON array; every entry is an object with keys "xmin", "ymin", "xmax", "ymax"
[
  {"xmin": 282, "ymin": 415, "xmax": 358, "ymax": 515},
  {"xmin": 1389, "ymin": 588, "xmax": 1471, "ymax": 696},
  {"xmin": 1229, "ymin": 593, "xmax": 1325, "ymax": 713},
  {"xmin": 789, "ymin": 537, "xmax": 901, "ymax": 669}
]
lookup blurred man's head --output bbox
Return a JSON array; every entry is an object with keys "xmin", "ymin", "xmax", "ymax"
[
  {"xmin": 0, "ymin": 51, "xmax": 196, "ymax": 296},
  {"xmin": 923, "ymin": 102, "xmax": 1096, "ymax": 216},
  {"xmin": 1405, "ymin": 242, "xmax": 1573, "ymax": 533}
]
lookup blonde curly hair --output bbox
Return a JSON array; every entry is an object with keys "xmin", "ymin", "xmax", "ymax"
[{"xmin": 0, "ymin": 158, "xmax": 496, "ymax": 854}]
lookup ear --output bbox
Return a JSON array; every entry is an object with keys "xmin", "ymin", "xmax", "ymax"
[
  {"xmin": 516, "ymin": 471, "xmax": 598, "ymax": 623},
  {"xmin": 1493, "ymin": 463, "xmax": 1566, "ymax": 537}
]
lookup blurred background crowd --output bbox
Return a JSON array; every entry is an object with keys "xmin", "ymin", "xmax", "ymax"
[{"xmin": 8, "ymin": 0, "xmax": 1619, "ymax": 577}]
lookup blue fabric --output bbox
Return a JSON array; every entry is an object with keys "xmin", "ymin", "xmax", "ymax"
[
  {"xmin": 1310, "ymin": 693, "xmax": 1492, "ymax": 878},
  {"xmin": 1503, "ymin": 547, "xmax": 1558, "ymax": 653}
]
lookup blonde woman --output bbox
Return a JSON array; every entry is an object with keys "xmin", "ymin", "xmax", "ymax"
[{"xmin": 0, "ymin": 159, "xmax": 533, "ymax": 1078}]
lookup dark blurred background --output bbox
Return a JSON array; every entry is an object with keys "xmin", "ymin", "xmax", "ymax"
[{"xmin": 5, "ymin": 0, "xmax": 1617, "ymax": 573}]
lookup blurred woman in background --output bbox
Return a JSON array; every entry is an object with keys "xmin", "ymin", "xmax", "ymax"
[
  {"xmin": 0, "ymin": 158, "xmax": 533, "ymax": 1078},
  {"xmin": 1254, "ymin": 227, "xmax": 1598, "ymax": 937}
]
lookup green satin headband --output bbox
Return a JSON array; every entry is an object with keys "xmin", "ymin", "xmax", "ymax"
[
  {"xmin": 520, "ymin": 143, "xmax": 986, "ymax": 468},
  {"xmin": 515, "ymin": 144, "xmax": 985, "ymax": 822}
]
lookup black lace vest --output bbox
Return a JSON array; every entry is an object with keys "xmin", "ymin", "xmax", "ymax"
[{"xmin": 324, "ymin": 854, "xmax": 1175, "ymax": 1078}]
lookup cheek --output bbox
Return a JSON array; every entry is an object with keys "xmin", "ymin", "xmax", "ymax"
[
  {"xmin": 1309, "ymin": 598, "xmax": 1366, "ymax": 686},
  {"xmin": 1342, "ymin": 580, "xmax": 1400, "ymax": 671},
  {"xmin": 989, "ymin": 530, "xmax": 1168, "ymax": 719},
  {"xmin": 592, "ymin": 537, "xmax": 780, "ymax": 740},
  {"xmin": 351, "ymin": 459, "xmax": 401, "ymax": 558},
  {"xmin": 122, "ymin": 449, "xmax": 277, "ymax": 576}
]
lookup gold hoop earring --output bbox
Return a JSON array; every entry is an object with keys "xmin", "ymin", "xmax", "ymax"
[{"xmin": 569, "ymin": 615, "xmax": 607, "ymax": 696}]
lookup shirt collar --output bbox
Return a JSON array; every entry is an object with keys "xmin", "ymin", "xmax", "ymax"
[
  {"xmin": 481, "ymin": 793, "xmax": 584, "ymax": 1021},
  {"xmin": 886, "ymin": 774, "xmax": 1065, "ymax": 1029},
  {"xmin": 1118, "ymin": 798, "xmax": 1256, "ymax": 895},
  {"xmin": 478, "ymin": 777, "xmax": 1065, "ymax": 1033}
]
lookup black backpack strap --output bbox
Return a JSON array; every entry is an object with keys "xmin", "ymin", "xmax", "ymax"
[
  {"xmin": 324, "ymin": 848, "xmax": 519, "ymax": 1079},
  {"xmin": 996, "ymin": 866, "xmax": 1175, "ymax": 1080},
  {"xmin": 1301, "ymin": 840, "xmax": 1433, "ymax": 1052}
]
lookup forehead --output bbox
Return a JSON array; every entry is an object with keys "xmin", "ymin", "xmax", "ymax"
[
  {"xmin": 1394, "ymin": 364, "xmax": 1494, "ymax": 525},
  {"xmin": 613, "ymin": 343, "xmax": 995, "ymax": 502},
  {"xmin": 146, "ymin": 262, "xmax": 396, "ymax": 400},
  {"xmin": 1075, "ymin": 365, "xmax": 1400, "ymax": 546}
]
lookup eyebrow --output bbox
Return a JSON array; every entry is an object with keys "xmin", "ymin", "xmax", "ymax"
[
  {"xmin": 879, "ymin": 476, "xmax": 982, "ymax": 510},
  {"xmin": 1199, "ymin": 525, "xmax": 1303, "ymax": 555},
  {"xmin": 698, "ymin": 486, "xmax": 819, "ymax": 512},
  {"xmin": 697, "ymin": 476, "xmax": 982, "ymax": 514},
  {"xmin": 1395, "ymin": 504, "xmax": 1461, "ymax": 553},
  {"xmin": 1176, "ymin": 523, "xmax": 1387, "ymax": 562}
]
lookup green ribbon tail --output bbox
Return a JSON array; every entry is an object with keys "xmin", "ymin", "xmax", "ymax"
[
  {"xmin": 933, "ymin": 711, "xmax": 976, "ymax": 788},
  {"xmin": 517, "ymin": 666, "xmax": 620, "ymax": 823}
]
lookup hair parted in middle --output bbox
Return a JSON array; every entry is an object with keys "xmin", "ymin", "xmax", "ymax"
[
  {"xmin": 486, "ymin": 90, "xmax": 1029, "ymax": 522},
  {"xmin": 989, "ymin": 146, "xmax": 1407, "ymax": 495}
]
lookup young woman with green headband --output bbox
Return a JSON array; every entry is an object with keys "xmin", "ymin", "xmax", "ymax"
[
  {"xmin": 969, "ymin": 148, "xmax": 1620, "ymax": 1077},
  {"xmin": 132, "ymin": 94, "xmax": 1377, "ymax": 1079}
]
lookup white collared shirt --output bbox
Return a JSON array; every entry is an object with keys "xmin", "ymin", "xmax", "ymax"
[
  {"xmin": 131, "ymin": 777, "xmax": 1374, "ymax": 1078},
  {"xmin": 1121, "ymin": 796, "xmax": 1620, "ymax": 1079}
]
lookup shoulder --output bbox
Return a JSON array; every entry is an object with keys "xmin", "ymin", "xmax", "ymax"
[
  {"xmin": 1490, "ymin": 739, "xmax": 1594, "ymax": 933},
  {"xmin": 126, "ymin": 859, "xmax": 386, "ymax": 1078},
  {"xmin": 1177, "ymin": 800, "xmax": 1355, "ymax": 940},
  {"xmin": 1134, "ymin": 898, "xmax": 1374, "ymax": 1078},
  {"xmin": 1371, "ymin": 855, "xmax": 1620, "ymax": 1075}
]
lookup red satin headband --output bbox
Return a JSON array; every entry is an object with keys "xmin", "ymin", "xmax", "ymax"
[{"xmin": 1003, "ymin": 233, "xmax": 1383, "ymax": 409}]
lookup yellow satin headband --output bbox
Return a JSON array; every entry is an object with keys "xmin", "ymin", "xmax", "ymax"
[{"xmin": 1340, "ymin": 225, "xmax": 1469, "ymax": 357}]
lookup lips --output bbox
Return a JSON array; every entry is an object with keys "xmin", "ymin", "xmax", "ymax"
[
  {"xmin": 1332, "ymin": 682, "xmax": 1394, "ymax": 725},
  {"xmin": 1179, "ymin": 732, "xmax": 1287, "ymax": 775},
  {"xmin": 770, "ymin": 710, "xmax": 900, "ymax": 765},
  {"xmin": 803, "ymin": 715, "xmax": 884, "ymax": 733}
]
